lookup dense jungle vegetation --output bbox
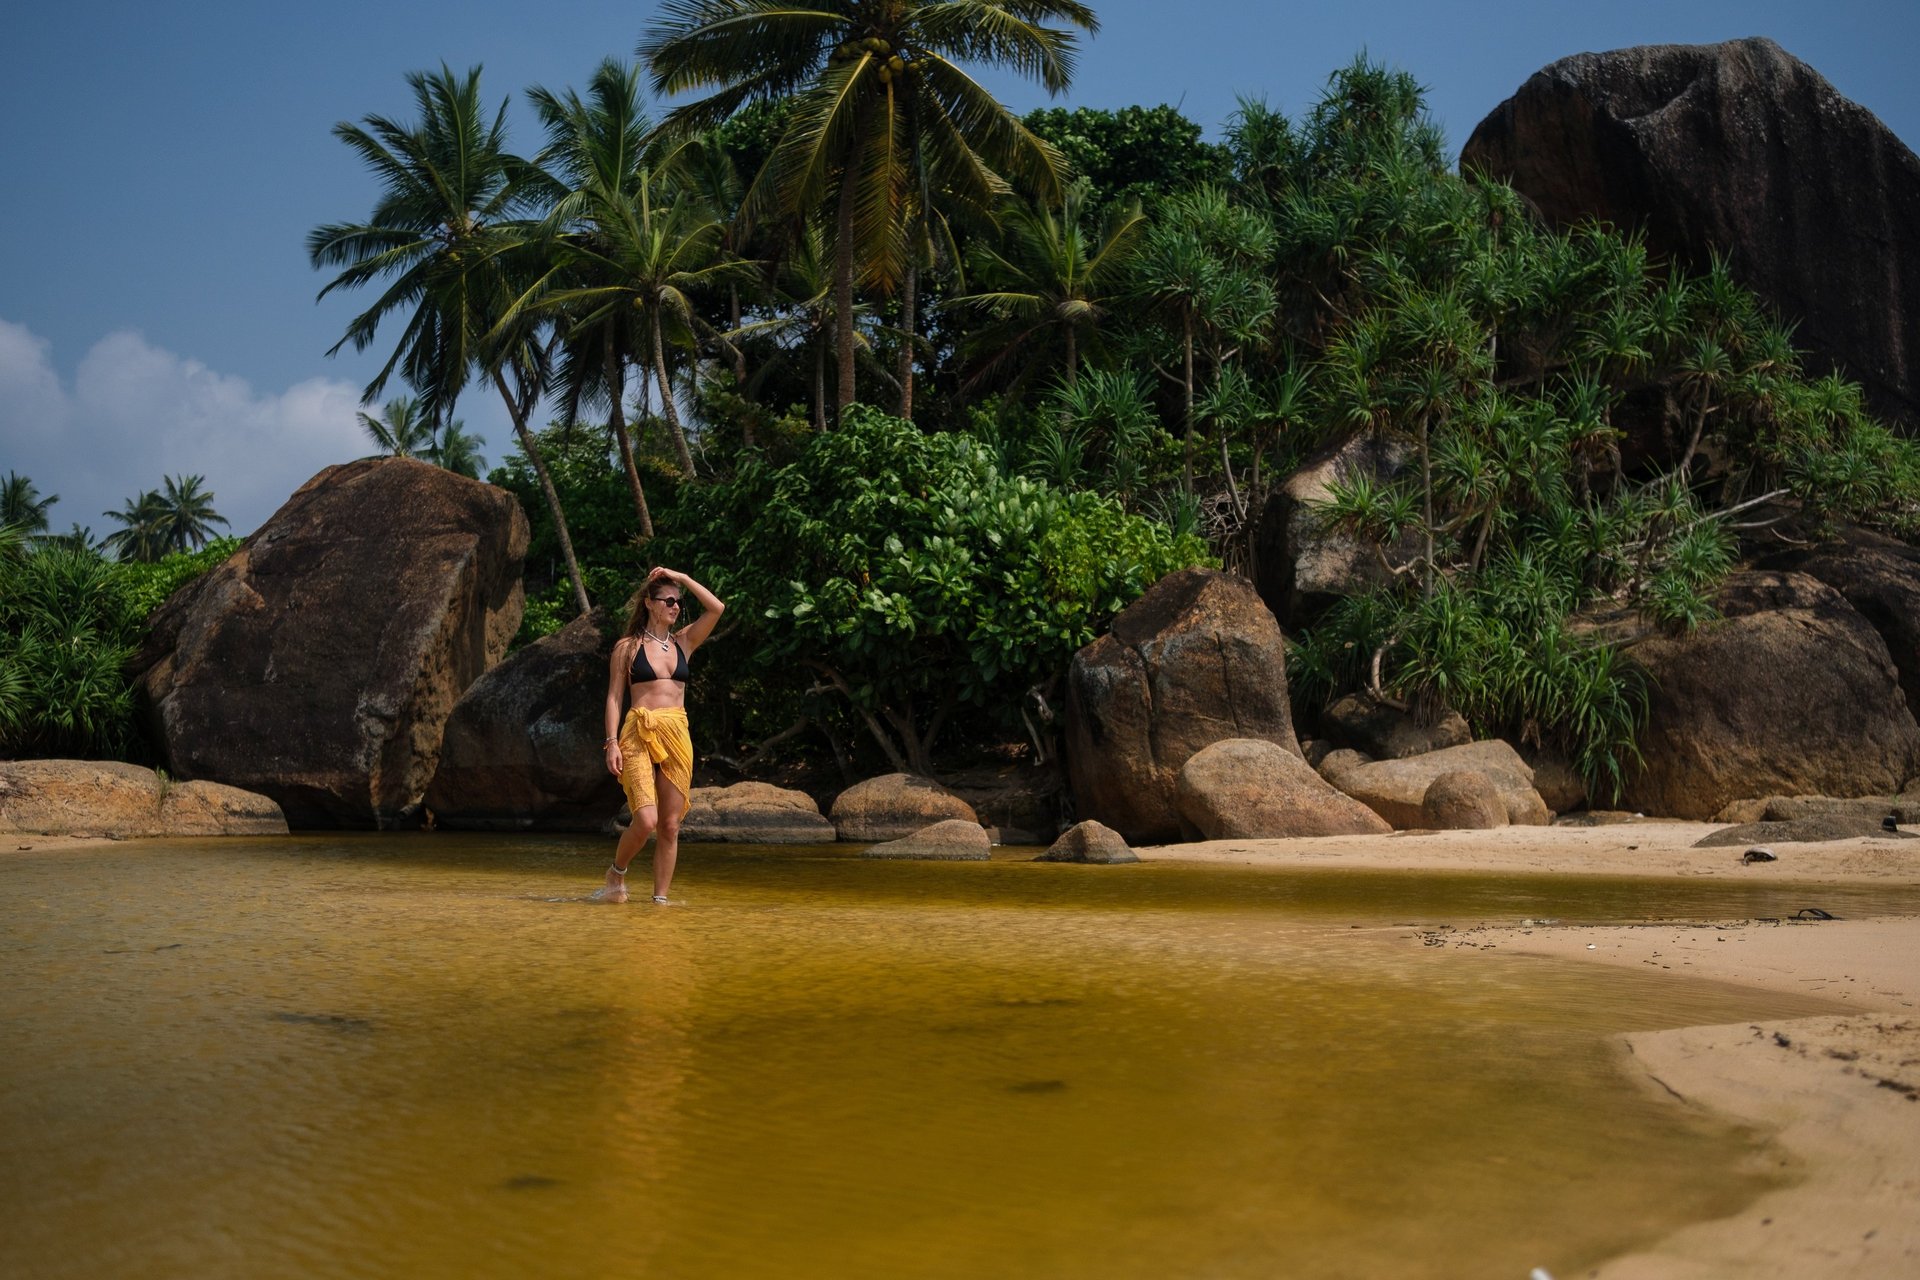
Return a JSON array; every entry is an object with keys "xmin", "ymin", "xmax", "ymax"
[{"xmin": 8, "ymin": 2, "xmax": 1919, "ymax": 790}]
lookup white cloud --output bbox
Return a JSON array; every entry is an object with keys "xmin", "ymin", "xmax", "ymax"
[{"xmin": 0, "ymin": 318, "xmax": 371, "ymax": 539}]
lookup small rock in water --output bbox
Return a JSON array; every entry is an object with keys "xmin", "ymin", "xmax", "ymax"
[{"xmin": 1742, "ymin": 846, "xmax": 1778, "ymax": 863}]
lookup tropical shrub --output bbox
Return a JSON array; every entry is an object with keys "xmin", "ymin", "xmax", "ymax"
[
  {"xmin": 0, "ymin": 535, "xmax": 241, "ymax": 760},
  {"xmin": 655, "ymin": 406, "xmax": 1209, "ymax": 774}
]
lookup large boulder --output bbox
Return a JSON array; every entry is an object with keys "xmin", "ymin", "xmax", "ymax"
[
  {"xmin": 424, "ymin": 609, "xmax": 619, "ymax": 831},
  {"xmin": 1462, "ymin": 37, "xmax": 1920, "ymax": 428},
  {"xmin": 1420, "ymin": 770, "xmax": 1508, "ymax": 831},
  {"xmin": 1066, "ymin": 569, "xmax": 1300, "ymax": 844},
  {"xmin": 683, "ymin": 782, "xmax": 836, "ymax": 844},
  {"xmin": 0, "ymin": 760, "xmax": 287, "ymax": 838},
  {"xmin": 1253, "ymin": 432, "xmax": 1415, "ymax": 626},
  {"xmin": 131, "ymin": 458, "xmax": 527, "ymax": 828},
  {"xmin": 830, "ymin": 773, "xmax": 979, "ymax": 842},
  {"xmin": 1331, "ymin": 740, "xmax": 1548, "ymax": 830},
  {"xmin": 860, "ymin": 818, "xmax": 992, "ymax": 861},
  {"xmin": 1760, "ymin": 537, "xmax": 1920, "ymax": 722},
  {"xmin": 1175, "ymin": 738, "xmax": 1392, "ymax": 840},
  {"xmin": 1621, "ymin": 571, "xmax": 1920, "ymax": 819}
]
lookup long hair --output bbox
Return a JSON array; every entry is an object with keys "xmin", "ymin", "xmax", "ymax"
[{"xmin": 622, "ymin": 570, "xmax": 666, "ymax": 639}]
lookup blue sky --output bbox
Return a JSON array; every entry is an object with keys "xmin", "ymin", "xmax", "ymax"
[{"xmin": 3, "ymin": 1, "xmax": 1915, "ymax": 538}]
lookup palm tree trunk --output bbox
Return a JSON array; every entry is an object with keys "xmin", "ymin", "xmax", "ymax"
[
  {"xmin": 1418, "ymin": 411, "xmax": 1435, "ymax": 598},
  {"xmin": 492, "ymin": 368, "xmax": 590, "ymax": 617},
  {"xmin": 1065, "ymin": 326, "xmax": 1078, "ymax": 386},
  {"xmin": 833, "ymin": 123, "xmax": 863, "ymax": 413},
  {"xmin": 651, "ymin": 312, "xmax": 698, "ymax": 476},
  {"xmin": 604, "ymin": 334, "xmax": 653, "ymax": 539},
  {"xmin": 730, "ymin": 283, "xmax": 747, "ymax": 387},
  {"xmin": 1181, "ymin": 312, "xmax": 1196, "ymax": 492},
  {"xmin": 813, "ymin": 333, "xmax": 827, "ymax": 432},
  {"xmin": 898, "ymin": 260, "xmax": 917, "ymax": 420}
]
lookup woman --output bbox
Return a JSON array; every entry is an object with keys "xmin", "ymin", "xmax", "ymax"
[{"xmin": 597, "ymin": 566, "xmax": 724, "ymax": 904}]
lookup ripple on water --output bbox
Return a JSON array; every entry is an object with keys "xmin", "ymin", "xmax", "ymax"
[{"xmin": 0, "ymin": 834, "xmax": 1884, "ymax": 1280}]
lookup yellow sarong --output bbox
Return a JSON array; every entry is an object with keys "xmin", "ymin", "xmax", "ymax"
[{"xmin": 617, "ymin": 706, "xmax": 693, "ymax": 820}]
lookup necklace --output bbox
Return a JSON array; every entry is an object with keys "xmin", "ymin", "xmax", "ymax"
[{"xmin": 642, "ymin": 628, "xmax": 673, "ymax": 651}]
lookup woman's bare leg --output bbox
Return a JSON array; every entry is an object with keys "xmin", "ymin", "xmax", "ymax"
[
  {"xmin": 600, "ymin": 807, "xmax": 656, "ymax": 903},
  {"xmin": 651, "ymin": 770, "xmax": 685, "ymax": 901}
]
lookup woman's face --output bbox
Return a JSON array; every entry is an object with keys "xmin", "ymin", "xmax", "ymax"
[{"xmin": 648, "ymin": 587, "xmax": 683, "ymax": 629}]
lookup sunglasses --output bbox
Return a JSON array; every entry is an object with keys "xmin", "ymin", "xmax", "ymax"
[{"xmin": 651, "ymin": 596, "xmax": 682, "ymax": 608}]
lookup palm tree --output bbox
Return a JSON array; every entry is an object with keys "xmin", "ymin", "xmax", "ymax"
[
  {"xmin": 512, "ymin": 167, "xmax": 744, "ymax": 480},
  {"xmin": 529, "ymin": 60, "xmax": 670, "ymax": 535},
  {"xmin": 309, "ymin": 65, "xmax": 592, "ymax": 617},
  {"xmin": 101, "ymin": 489, "xmax": 169, "ymax": 562},
  {"xmin": 357, "ymin": 395, "xmax": 437, "ymax": 457},
  {"xmin": 1, "ymin": 472, "xmax": 58, "ymax": 536},
  {"xmin": 959, "ymin": 179, "xmax": 1144, "ymax": 392},
  {"xmin": 429, "ymin": 420, "xmax": 488, "ymax": 478},
  {"xmin": 641, "ymin": 0, "xmax": 1097, "ymax": 412},
  {"xmin": 152, "ymin": 475, "xmax": 231, "ymax": 552}
]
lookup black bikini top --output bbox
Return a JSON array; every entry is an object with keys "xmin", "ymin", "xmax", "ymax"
[{"xmin": 629, "ymin": 636, "xmax": 689, "ymax": 684}]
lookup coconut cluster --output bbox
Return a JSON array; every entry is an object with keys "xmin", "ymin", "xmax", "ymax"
[{"xmin": 828, "ymin": 35, "xmax": 910, "ymax": 83}]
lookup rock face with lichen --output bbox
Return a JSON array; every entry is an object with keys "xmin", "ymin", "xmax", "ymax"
[
  {"xmin": 1066, "ymin": 569, "xmax": 1300, "ymax": 844},
  {"xmin": 131, "ymin": 458, "xmax": 527, "ymax": 829},
  {"xmin": 1462, "ymin": 36, "xmax": 1920, "ymax": 428},
  {"xmin": 1621, "ymin": 571, "xmax": 1920, "ymax": 820}
]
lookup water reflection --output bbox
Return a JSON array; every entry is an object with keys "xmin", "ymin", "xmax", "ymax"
[{"xmin": 1, "ymin": 835, "xmax": 1893, "ymax": 1280}]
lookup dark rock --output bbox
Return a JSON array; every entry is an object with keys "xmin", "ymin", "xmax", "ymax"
[
  {"xmin": 1175, "ymin": 738, "xmax": 1391, "ymax": 839},
  {"xmin": 1066, "ymin": 569, "xmax": 1299, "ymax": 844},
  {"xmin": 942, "ymin": 759, "xmax": 1065, "ymax": 839},
  {"xmin": 1621, "ymin": 571, "xmax": 1920, "ymax": 819},
  {"xmin": 425, "ymin": 609, "xmax": 619, "ymax": 831},
  {"xmin": 1035, "ymin": 820, "xmax": 1138, "ymax": 864},
  {"xmin": 1463, "ymin": 37, "xmax": 1920, "ymax": 428},
  {"xmin": 1523, "ymin": 747, "xmax": 1588, "ymax": 816},
  {"xmin": 1322, "ymin": 693, "xmax": 1471, "ymax": 760},
  {"xmin": 681, "ymin": 782, "xmax": 836, "ymax": 844},
  {"xmin": 1253, "ymin": 432, "xmax": 1416, "ymax": 625},
  {"xmin": 1420, "ymin": 769, "xmax": 1508, "ymax": 831},
  {"xmin": 132, "ymin": 458, "xmax": 527, "ymax": 827},
  {"xmin": 0, "ymin": 760, "xmax": 287, "ymax": 838},
  {"xmin": 830, "ymin": 774, "xmax": 979, "ymax": 842},
  {"xmin": 860, "ymin": 818, "xmax": 992, "ymax": 860},
  {"xmin": 1696, "ymin": 818, "xmax": 1919, "ymax": 847}
]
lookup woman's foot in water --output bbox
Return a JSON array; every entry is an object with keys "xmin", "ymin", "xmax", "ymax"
[{"xmin": 592, "ymin": 865, "xmax": 630, "ymax": 904}]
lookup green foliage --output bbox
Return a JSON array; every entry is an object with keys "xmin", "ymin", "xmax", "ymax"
[
  {"xmin": 1025, "ymin": 104, "xmax": 1229, "ymax": 213},
  {"xmin": 489, "ymin": 424, "xmax": 678, "ymax": 644},
  {"xmin": 655, "ymin": 406, "xmax": 1209, "ymax": 772},
  {"xmin": 119, "ymin": 537, "xmax": 243, "ymax": 619},
  {"xmin": 0, "ymin": 533, "xmax": 241, "ymax": 759},
  {"xmin": 0, "ymin": 547, "xmax": 141, "ymax": 758}
]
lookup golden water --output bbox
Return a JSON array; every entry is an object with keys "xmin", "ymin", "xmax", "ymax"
[{"xmin": 3, "ymin": 836, "xmax": 1896, "ymax": 1280}]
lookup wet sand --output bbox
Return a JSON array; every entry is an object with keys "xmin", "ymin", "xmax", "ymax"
[{"xmin": 1148, "ymin": 824, "xmax": 1920, "ymax": 1279}]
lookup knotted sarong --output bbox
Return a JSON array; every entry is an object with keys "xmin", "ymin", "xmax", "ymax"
[{"xmin": 617, "ymin": 705, "xmax": 693, "ymax": 820}]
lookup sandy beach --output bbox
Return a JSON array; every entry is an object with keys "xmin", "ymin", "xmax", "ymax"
[{"xmin": 1147, "ymin": 823, "xmax": 1920, "ymax": 1279}]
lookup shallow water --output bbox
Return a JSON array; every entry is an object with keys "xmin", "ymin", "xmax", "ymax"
[{"xmin": 3, "ymin": 835, "xmax": 1906, "ymax": 1280}]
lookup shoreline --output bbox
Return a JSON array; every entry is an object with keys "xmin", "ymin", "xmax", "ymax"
[
  {"xmin": 16, "ymin": 823, "xmax": 1919, "ymax": 1275},
  {"xmin": 1138, "ymin": 824, "xmax": 1920, "ymax": 1280}
]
